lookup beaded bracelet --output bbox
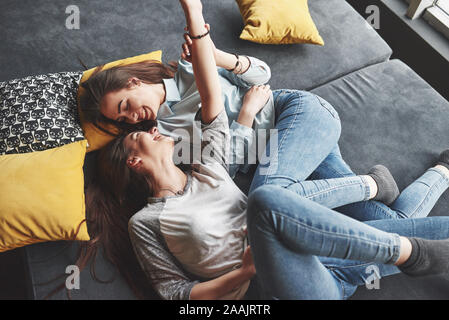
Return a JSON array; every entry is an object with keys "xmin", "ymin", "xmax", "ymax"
[
  {"xmin": 226, "ymin": 53, "xmax": 240, "ymax": 72},
  {"xmin": 188, "ymin": 29, "xmax": 210, "ymax": 40}
]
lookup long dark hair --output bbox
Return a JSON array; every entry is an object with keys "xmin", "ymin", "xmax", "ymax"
[
  {"xmin": 82, "ymin": 136, "xmax": 156, "ymax": 298},
  {"xmin": 43, "ymin": 135, "xmax": 157, "ymax": 299},
  {"xmin": 80, "ymin": 135, "xmax": 192, "ymax": 299},
  {"xmin": 71, "ymin": 136, "xmax": 156, "ymax": 299},
  {"xmin": 79, "ymin": 60, "xmax": 178, "ymax": 136}
]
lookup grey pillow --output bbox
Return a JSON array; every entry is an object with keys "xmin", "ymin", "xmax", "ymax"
[{"xmin": 0, "ymin": 71, "xmax": 85, "ymax": 154}]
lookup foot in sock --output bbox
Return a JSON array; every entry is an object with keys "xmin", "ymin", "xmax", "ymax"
[
  {"xmin": 437, "ymin": 149, "xmax": 449, "ymax": 171},
  {"xmin": 398, "ymin": 237, "xmax": 449, "ymax": 277},
  {"xmin": 367, "ymin": 165, "xmax": 400, "ymax": 206}
]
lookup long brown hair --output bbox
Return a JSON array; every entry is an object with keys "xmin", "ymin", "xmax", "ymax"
[
  {"xmin": 81, "ymin": 136, "xmax": 156, "ymax": 298},
  {"xmin": 81, "ymin": 135, "xmax": 191, "ymax": 299},
  {"xmin": 43, "ymin": 136, "xmax": 157, "ymax": 300},
  {"xmin": 79, "ymin": 60, "xmax": 178, "ymax": 136}
]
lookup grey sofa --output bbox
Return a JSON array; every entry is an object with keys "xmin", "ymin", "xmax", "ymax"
[{"xmin": 1, "ymin": 0, "xmax": 448, "ymax": 299}]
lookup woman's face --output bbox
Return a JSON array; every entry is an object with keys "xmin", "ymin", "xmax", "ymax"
[
  {"xmin": 123, "ymin": 126, "xmax": 174, "ymax": 171},
  {"xmin": 100, "ymin": 78, "xmax": 164, "ymax": 124}
]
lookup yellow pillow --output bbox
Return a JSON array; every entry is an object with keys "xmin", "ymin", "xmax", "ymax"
[
  {"xmin": 77, "ymin": 50, "xmax": 163, "ymax": 152},
  {"xmin": 0, "ymin": 140, "xmax": 90, "ymax": 252},
  {"xmin": 236, "ymin": 0, "xmax": 324, "ymax": 45}
]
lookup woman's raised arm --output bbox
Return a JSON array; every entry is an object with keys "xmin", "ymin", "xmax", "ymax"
[{"xmin": 180, "ymin": 0, "xmax": 223, "ymax": 124}]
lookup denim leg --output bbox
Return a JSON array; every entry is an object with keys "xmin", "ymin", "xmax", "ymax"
[
  {"xmin": 247, "ymin": 185, "xmax": 402, "ymax": 265},
  {"xmin": 249, "ymin": 90, "xmax": 341, "ymax": 194},
  {"xmin": 247, "ymin": 185, "xmax": 404, "ymax": 299},
  {"xmin": 247, "ymin": 184, "xmax": 449, "ymax": 299},
  {"xmin": 309, "ymin": 144, "xmax": 409, "ymax": 221},
  {"xmin": 319, "ymin": 258, "xmax": 398, "ymax": 299},
  {"xmin": 285, "ymin": 175, "xmax": 371, "ymax": 209},
  {"xmin": 319, "ymin": 216, "xmax": 449, "ymax": 299},
  {"xmin": 390, "ymin": 167, "xmax": 449, "ymax": 218},
  {"xmin": 309, "ymin": 144, "xmax": 355, "ymax": 181}
]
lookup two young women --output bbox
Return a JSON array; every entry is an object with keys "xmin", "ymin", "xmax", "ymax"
[{"xmin": 81, "ymin": 0, "xmax": 449, "ymax": 299}]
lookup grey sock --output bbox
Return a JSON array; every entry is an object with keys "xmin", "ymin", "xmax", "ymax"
[
  {"xmin": 399, "ymin": 237, "xmax": 449, "ymax": 277},
  {"xmin": 368, "ymin": 165, "xmax": 400, "ymax": 206},
  {"xmin": 437, "ymin": 149, "xmax": 449, "ymax": 171}
]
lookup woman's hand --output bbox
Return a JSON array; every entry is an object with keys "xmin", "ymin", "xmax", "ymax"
[
  {"xmin": 182, "ymin": 24, "xmax": 218, "ymax": 63},
  {"xmin": 237, "ymin": 84, "xmax": 271, "ymax": 128},
  {"xmin": 182, "ymin": 24, "xmax": 250, "ymax": 73},
  {"xmin": 240, "ymin": 246, "xmax": 256, "ymax": 278},
  {"xmin": 190, "ymin": 245, "xmax": 256, "ymax": 300}
]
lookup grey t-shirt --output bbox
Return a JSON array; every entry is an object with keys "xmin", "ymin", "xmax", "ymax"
[{"xmin": 128, "ymin": 110, "xmax": 250, "ymax": 300}]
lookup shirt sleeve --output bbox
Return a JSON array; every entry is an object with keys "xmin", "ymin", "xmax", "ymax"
[
  {"xmin": 218, "ymin": 56, "xmax": 271, "ymax": 89},
  {"xmin": 175, "ymin": 56, "xmax": 271, "ymax": 94},
  {"xmin": 173, "ymin": 58, "xmax": 196, "ymax": 98},
  {"xmin": 195, "ymin": 109, "xmax": 231, "ymax": 170},
  {"xmin": 128, "ymin": 210, "xmax": 199, "ymax": 300}
]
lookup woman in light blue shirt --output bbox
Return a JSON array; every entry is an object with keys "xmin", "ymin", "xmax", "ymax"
[{"xmin": 80, "ymin": 27, "xmax": 273, "ymax": 178}]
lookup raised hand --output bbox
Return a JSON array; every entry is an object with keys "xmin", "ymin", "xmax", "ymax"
[
  {"xmin": 182, "ymin": 24, "xmax": 217, "ymax": 63},
  {"xmin": 179, "ymin": 0, "xmax": 224, "ymax": 124}
]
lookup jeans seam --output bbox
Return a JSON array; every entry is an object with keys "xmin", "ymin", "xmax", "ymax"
[
  {"xmin": 269, "ymin": 209, "xmax": 399, "ymax": 260},
  {"xmin": 390, "ymin": 234, "xmax": 402, "ymax": 265},
  {"xmin": 299, "ymin": 181, "xmax": 365, "ymax": 201},
  {"xmin": 319, "ymin": 160, "xmax": 355, "ymax": 178},
  {"xmin": 431, "ymin": 167, "xmax": 449, "ymax": 185},
  {"xmin": 359, "ymin": 175, "xmax": 372, "ymax": 200},
  {"xmin": 325, "ymin": 262, "xmax": 375, "ymax": 270},
  {"xmin": 407, "ymin": 186, "xmax": 434, "ymax": 218},
  {"xmin": 314, "ymin": 95, "xmax": 340, "ymax": 120},
  {"xmin": 263, "ymin": 91, "xmax": 303, "ymax": 182},
  {"xmin": 274, "ymin": 89, "xmax": 297, "ymax": 106},
  {"xmin": 337, "ymin": 275, "xmax": 346, "ymax": 299},
  {"xmin": 406, "ymin": 175, "xmax": 448, "ymax": 218},
  {"xmin": 324, "ymin": 267, "xmax": 347, "ymax": 299},
  {"xmin": 402, "ymin": 171, "xmax": 448, "ymax": 218}
]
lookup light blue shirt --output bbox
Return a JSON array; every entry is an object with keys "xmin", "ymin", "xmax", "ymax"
[{"xmin": 156, "ymin": 56, "xmax": 274, "ymax": 177}]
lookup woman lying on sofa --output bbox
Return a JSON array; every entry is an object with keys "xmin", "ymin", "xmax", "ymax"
[{"xmin": 81, "ymin": 0, "xmax": 449, "ymax": 300}]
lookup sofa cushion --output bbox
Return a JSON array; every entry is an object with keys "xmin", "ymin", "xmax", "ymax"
[
  {"xmin": 0, "ymin": 140, "xmax": 90, "ymax": 253},
  {"xmin": 0, "ymin": 0, "xmax": 391, "ymax": 92},
  {"xmin": 311, "ymin": 59, "xmax": 449, "ymax": 205},
  {"xmin": 0, "ymin": 72, "xmax": 84, "ymax": 154},
  {"xmin": 235, "ymin": 0, "xmax": 324, "ymax": 45}
]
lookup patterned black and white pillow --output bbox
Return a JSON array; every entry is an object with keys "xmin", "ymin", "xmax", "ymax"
[{"xmin": 0, "ymin": 71, "xmax": 85, "ymax": 155}]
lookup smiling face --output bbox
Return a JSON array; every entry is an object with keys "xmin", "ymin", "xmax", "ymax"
[
  {"xmin": 100, "ymin": 78, "xmax": 165, "ymax": 124},
  {"xmin": 123, "ymin": 126, "xmax": 174, "ymax": 172}
]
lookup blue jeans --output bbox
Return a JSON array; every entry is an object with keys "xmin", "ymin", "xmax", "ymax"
[
  {"xmin": 251, "ymin": 89, "xmax": 448, "ymax": 221},
  {"xmin": 247, "ymin": 89, "xmax": 449, "ymax": 299}
]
